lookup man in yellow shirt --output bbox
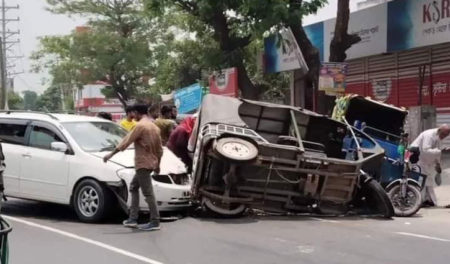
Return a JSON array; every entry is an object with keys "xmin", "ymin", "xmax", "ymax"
[
  {"xmin": 154, "ymin": 105, "xmax": 177, "ymax": 145},
  {"xmin": 120, "ymin": 106, "xmax": 137, "ymax": 131}
]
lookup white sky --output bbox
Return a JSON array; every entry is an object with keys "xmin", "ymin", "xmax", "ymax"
[{"xmin": 11, "ymin": 0, "xmax": 358, "ymax": 94}]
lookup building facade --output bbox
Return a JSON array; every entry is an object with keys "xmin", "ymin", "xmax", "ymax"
[
  {"xmin": 305, "ymin": 0, "xmax": 450, "ymax": 146},
  {"xmin": 74, "ymin": 84, "xmax": 125, "ymax": 121}
]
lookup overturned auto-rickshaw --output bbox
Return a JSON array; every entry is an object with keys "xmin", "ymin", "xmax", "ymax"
[
  {"xmin": 189, "ymin": 94, "xmax": 394, "ymax": 218},
  {"xmin": 332, "ymin": 95, "xmax": 426, "ymax": 216}
]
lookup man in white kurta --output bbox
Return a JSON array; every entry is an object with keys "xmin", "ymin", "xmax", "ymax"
[{"xmin": 410, "ymin": 125, "xmax": 450, "ymax": 206}]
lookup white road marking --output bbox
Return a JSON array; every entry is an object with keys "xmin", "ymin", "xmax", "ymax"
[
  {"xmin": 309, "ymin": 217, "xmax": 339, "ymax": 223},
  {"xmin": 3, "ymin": 215, "xmax": 164, "ymax": 264},
  {"xmin": 297, "ymin": 245, "xmax": 315, "ymax": 254},
  {"xmin": 395, "ymin": 232, "xmax": 450, "ymax": 242}
]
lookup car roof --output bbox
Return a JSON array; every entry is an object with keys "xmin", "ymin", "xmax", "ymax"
[{"xmin": 0, "ymin": 112, "xmax": 111, "ymax": 124}]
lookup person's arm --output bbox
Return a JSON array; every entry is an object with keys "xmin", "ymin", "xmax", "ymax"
[
  {"xmin": 104, "ymin": 126, "xmax": 141, "ymax": 162},
  {"xmin": 422, "ymin": 134, "xmax": 442, "ymax": 172},
  {"xmin": 155, "ymin": 133, "xmax": 164, "ymax": 174}
]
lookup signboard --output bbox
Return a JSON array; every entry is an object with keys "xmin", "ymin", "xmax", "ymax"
[
  {"xmin": 174, "ymin": 83, "xmax": 203, "ymax": 114},
  {"xmin": 387, "ymin": 0, "xmax": 450, "ymax": 52},
  {"xmin": 319, "ymin": 63, "xmax": 348, "ymax": 96},
  {"xmin": 209, "ymin": 67, "xmax": 239, "ymax": 97},
  {"xmin": 324, "ymin": 3, "xmax": 388, "ymax": 61},
  {"xmin": 304, "ymin": 0, "xmax": 450, "ymax": 61},
  {"xmin": 264, "ymin": 27, "xmax": 309, "ymax": 73}
]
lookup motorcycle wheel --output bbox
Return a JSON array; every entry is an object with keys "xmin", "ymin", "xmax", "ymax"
[{"xmin": 387, "ymin": 184, "xmax": 422, "ymax": 217}]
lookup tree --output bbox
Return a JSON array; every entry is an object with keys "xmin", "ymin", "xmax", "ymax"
[
  {"xmin": 316, "ymin": 0, "xmax": 361, "ymax": 115},
  {"xmin": 7, "ymin": 91, "xmax": 23, "ymax": 110},
  {"xmin": 32, "ymin": 0, "xmax": 160, "ymax": 107},
  {"xmin": 146, "ymin": 0, "xmax": 326, "ymax": 100},
  {"xmin": 22, "ymin": 90, "xmax": 38, "ymax": 110},
  {"xmin": 329, "ymin": 0, "xmax": 361, "ymax": 62},
  {"xmin": 36, "ymin": 86, "xmax": 62, "ymax": 112}
]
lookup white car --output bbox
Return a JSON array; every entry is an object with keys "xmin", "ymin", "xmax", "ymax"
[{"xmin": 0, "ymin": 112, "xmax": 191, "ymax": 222}]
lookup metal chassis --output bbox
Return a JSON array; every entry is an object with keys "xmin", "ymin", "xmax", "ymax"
[{"xmin": 191, "ymin": 122, "xmax": 383, "ymax": 213}]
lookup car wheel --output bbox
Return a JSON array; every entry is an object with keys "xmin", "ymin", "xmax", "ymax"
[
  {"xmin": 214, "ymin": 137, "xmax": 258, "ymax": 163},
  {"xmin": 73, "ymin": 179, "xmax": 113, "ymax": 223},
  {"xmin": 202, "ymin": 197, "xmax": 246, "ymax": 218},
  {"xmin": 357, "ymin": 179, "xmax": 394, "ymax": 218},
  {"xmin": 387, "ymin": 184, "xmax": 422, "ymax": 217}
]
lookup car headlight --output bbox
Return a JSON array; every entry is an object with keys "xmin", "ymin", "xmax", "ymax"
[{"xmin": 116, "ymin": 168, "xmax": 135, "ymax": 180}]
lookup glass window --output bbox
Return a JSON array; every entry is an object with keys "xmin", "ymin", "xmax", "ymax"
[
  {"xmin": 63, "ymin": 122, "xmax": 128, "ymax": 152},
  {"xmin": 0, "ymin": 123, "xmax": 27, "ymax": 145},
  {"xmin": 29, "ymin": 126, "xmax": 63, "ymax": 150}
]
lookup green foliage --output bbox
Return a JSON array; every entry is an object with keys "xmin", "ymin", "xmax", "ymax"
[
  {"xmin": 22, "ymin": 90, "xmax": 38, "ymax": 110},
  {"xmin": 33, "ymin": 0, "xmax": 328, "ymax": 104},
  {"xmin": 145, "ymin": 0, "xmax": 327, "ymax": 99},
  {"xmin": 32, "ymin": 0, "xmax": 161, "ymax": 106},
  {"xmin": 36, "ymin": 86, "xmax": 62, "ymax": 112},
  {"xmin": 8, "ymin": 92, "xmax": 23, "ymax": 110}
]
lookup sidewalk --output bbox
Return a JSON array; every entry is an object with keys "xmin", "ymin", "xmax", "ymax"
[{"xmin": 435, "ymin": 169, "xmax": 450, "ymax": 206}]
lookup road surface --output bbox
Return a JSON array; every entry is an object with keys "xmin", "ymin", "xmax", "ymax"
[{"xmin": 2, "ymin": 197, "xmax": 450, "ymax": 264}]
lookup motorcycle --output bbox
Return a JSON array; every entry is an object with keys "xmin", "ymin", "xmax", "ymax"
[{"xmin": 385, "ymin": 148, "xmax": 426, "ymax": 217}]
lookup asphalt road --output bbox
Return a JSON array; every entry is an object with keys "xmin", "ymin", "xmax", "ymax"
[{"xmin": 2, "ymin": 198, "xmax": 450, "ymax": 264}]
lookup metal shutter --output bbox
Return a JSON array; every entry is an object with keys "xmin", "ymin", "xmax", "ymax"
[{"xmin": 397, "ymin": 47, "xmax": 431, "ymax": 107}]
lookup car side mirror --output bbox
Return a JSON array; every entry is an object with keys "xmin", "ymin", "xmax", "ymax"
[{"xmin": 51, "ymin": 142, "xmax": 68, "ymax": 153}]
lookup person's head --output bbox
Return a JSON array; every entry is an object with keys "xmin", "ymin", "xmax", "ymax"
[
  {"xmin": 148, "ymin": 104, "xmax": 160, "ymax": 120},
  {"xmin": 160, "ymin": 105, "xmax": 173, "ymax": 119},
  {"xmin": 132, "ymin": 104, "xmax": 149, "ymax": 121},
  {"xmin": 438, "ymin": 124, "xmax": 450, "ymax": 140},
  {"xmin": 125, "ymin": 106, "xmax": 135, "ymax": 121},
  {"xmin": 97, "ymin": 112, "xmax": 112, "ymax": 121},
  {"xmin": 171, "ymin": 106, "xmax": 178, "ymax": 120}
]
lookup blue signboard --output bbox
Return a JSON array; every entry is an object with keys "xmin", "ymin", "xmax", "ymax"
[{"xmin": 174, "ymin": 83, "xmax": 203, "ymax": 114}]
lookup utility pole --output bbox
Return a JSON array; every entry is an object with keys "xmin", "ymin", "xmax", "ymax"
[
  {"xmin": 0, "ymin": 37, "xmax": 5, "ymax": 109},
  {"xmin": 0, "ymin": 0, "xmax": 21, "ymax": 110}
]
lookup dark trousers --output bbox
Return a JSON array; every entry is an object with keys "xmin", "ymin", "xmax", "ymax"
[{"xmin": 129, "ymin": 169, "xmax": 160, "ymax": 222}]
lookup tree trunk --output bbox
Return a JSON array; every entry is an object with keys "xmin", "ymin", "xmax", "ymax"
[
  {"xmin": 111, "ymin": 85, "xmax": 128, "ymax": 108},
  {"xmin": 329, "ymin": 0, "xmax": 361, "ymax": 62},
  {"xmin": 289, "ymin": 23, "xmax": 321, "ymax": 111},
  {"xmin": 210, "ymin": 9, "xmax": 259, "ymax": 100},
  {"xmin": 236, "ymin": 62, "xmax": 260, "ymax": 100},
  {"xmin": 316, "ymin": 0, "xmax": 362, "ymax": 115}
]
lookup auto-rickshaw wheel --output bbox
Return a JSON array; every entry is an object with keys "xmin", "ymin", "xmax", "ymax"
[
  {"xmin": 202, "ymin": 196, "xmax": 246, "ymax": 218},
  {"xmin": 355, "ymin": 178, "xmax": 395, "ymax": 218}
]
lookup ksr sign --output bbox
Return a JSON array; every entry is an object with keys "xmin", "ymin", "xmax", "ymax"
[{"xmin": 423, "ymin": 0, "xmax": 450, "ymax": 24}]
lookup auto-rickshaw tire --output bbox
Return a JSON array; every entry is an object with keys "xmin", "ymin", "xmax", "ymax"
[
  {"xmin": 386, "ymin": 184, "xmax": 422, "ymax": 217},
  {"xmin": 213, "ymin": 137, "xmax": 258, "ymax": 163},
  {"xmin": 363, "ymin": 179, "xmax": 395, "ymax": 218},
  {"xmin": 201, "ymin": 196, "xmax": 246, "ymax": 218}
]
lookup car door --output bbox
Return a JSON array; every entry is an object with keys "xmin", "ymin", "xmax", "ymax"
[
  {"xmin": 0, "ymin": 119, "xmax": 29, "ymax": 196},
  {"xmin": 20, "ymin": 121, "xmax": 71, "ymax": 203}
]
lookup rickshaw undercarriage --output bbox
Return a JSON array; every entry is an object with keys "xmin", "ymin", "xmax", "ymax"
[{"xmin": 198, "ymin": 151, "xmax": 363, "ymax": 215}]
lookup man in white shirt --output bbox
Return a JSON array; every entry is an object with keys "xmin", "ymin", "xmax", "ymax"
[{"xmin": 410, "ymin": 124, "xmax": 450, "ymax": 206}]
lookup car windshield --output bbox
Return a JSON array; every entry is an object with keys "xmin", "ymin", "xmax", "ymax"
[{"xmin": 63, "ymin": 121, "xmax": 128, "ymax": 152}]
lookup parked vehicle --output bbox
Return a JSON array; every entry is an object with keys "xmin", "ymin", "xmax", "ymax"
[
  {"xmin": 333, "ymin": 95, "xmax": 424, "ymax": 216},
  {"xmin": 0, "ymin": 111, "xmax": 191, "ymax": 222},
  {"xmin": 189, "ymin": 94, "xmax": 394, "ymax": 218}
]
